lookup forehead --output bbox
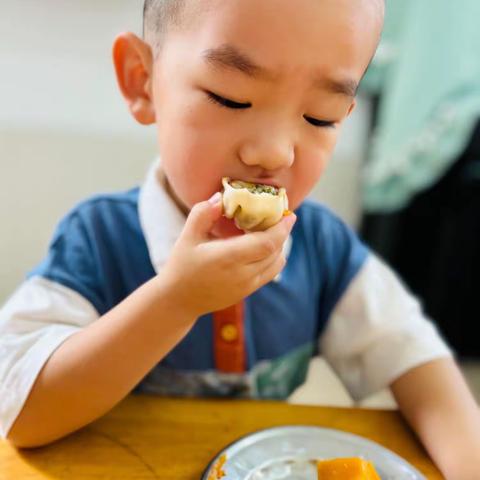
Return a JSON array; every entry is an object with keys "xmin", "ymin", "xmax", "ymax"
[{"xmin": 174, "ymin": 0, "xmax": 382, "ymax": 83}]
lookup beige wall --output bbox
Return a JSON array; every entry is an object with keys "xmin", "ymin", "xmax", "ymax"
[
  {"xmin": 0, "ymin": 1, "xmax": 371, "ymax": 303},
  {"xmin": 0, "ymin": 129, "xmax": 157, "ymax": 302}
]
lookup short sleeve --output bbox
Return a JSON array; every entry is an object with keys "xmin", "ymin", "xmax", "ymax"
[
  {"xmin": 0, "ymin": 190, "xmax": 146, "ymax": 437},
  {"xmin": 320, "ymin": 254, "xmax": 452, "ymax": 400},
  {"xmin": 0, "ymin": 277, "xmax": 99, "ymax": 437}
]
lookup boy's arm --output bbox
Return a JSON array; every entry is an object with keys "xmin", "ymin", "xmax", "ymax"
[
  {"xmin": 7, "ymin": 196, "xmax": 295, "ymax": 448},
  {"xmin": 391, "ymin": 358, "xmax": 480, "ymax": 480},
  {"xmin": 7, "ymin": 273, "xmax": 196, "ymax": 448},
  {"xmin": 319, "ymin": 253, "xmax": 477, "ymax": 478}
]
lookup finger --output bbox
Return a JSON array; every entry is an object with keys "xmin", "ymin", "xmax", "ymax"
[
  {"xmin": 214, "ymin": 213, "xmax": 296, "ymax": 264},
  {"xmin": 182, "ymin": 192, "xmax": 223, "ymax": 243},
  {"xmin": 248, "ymin": 253, "xmax": 287, "ymax": 292},
  {"xmin": 243, "ymin": 248, "xmax": 285, "ymax": 278}
]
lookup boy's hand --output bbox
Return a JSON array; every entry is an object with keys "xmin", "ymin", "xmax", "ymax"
[{"xmin": 162, "ymin": 192, "xmax": 296, "ymax": 316}]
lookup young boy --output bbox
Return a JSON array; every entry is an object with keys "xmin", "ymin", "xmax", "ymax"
[{"xmin": 1, "ymin": 0, "xmax": 479, "ymax": 477}]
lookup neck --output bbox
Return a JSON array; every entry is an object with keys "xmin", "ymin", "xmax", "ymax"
[{"xmin": 157, "ymin": 170, "xmax": 189, "ymax": 217}]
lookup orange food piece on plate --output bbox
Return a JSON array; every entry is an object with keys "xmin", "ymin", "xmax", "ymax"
[
  {"xmin": 317, "ymin": 457, "xmax": 381, "ymax": 479},
  {"xmin": 207, "ymin": 454, "xmax": 227, "ymax": 480}
]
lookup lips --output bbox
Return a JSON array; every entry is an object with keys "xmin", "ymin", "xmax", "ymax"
[
  {"xmin": 249, "ymin": 178, "xmax": 281, "ymax": 188},
  {"xmin": 225, "ymin": 177, "xmax": 282, "ymax": 189}
]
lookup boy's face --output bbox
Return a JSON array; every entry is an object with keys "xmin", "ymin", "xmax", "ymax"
[{"xmin": 139, "ymin": 0, "xmax": 382, "ymax": 230}]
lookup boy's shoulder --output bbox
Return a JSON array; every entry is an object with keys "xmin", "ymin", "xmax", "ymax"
[
  {"xmin": 291, "ymin": 199, "xmax": 369, "ymax": 325},
  {"xmin": 30, "ymin": 187, "xmax": 151, "ymax": 314},
  {"xmin": 295, "ymin": 199, "xmax": 358, "ymax": 240},
  {"xmin": 295, "ymin": 198, "xmax": 369, "ymax": 272},
  {"xmin": 54, "ymin": 187, "xmax": 142, "ymax": 237},
  {"xmin": 296, "ymin": 198, "xmax": 344, "ymax": 221},
  {"xmin": 39, "ymin": 186, "xmax": 146, "ymax": 274}
]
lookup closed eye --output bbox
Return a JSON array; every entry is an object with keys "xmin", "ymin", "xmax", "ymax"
[
  {"xmin": 206, "ymin": 91, "xmax": 335, "ymax": 128},
  {"xmin": 304, "ymin": 116, "xmax": 336, "ymax": 128},
  {"xmin": 206, "ymin": 91, "xmax": 251, "ymax": 110}
]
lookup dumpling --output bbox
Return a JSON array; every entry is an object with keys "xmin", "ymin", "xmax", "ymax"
[{"xmin": 222, "ymin": 177, "xmax": 289, "ymax": 232}]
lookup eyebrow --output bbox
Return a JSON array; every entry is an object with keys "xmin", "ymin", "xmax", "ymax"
[{"xmin": 202, "ymin": 44, "xmax": 358, "ymax": 98}]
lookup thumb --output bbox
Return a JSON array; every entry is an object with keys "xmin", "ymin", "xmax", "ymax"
[{"xmin": 183, "ymin": 192, "xmax": 223, "ymax": 242}]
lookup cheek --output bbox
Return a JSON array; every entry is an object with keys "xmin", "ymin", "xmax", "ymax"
[
  {"xmin": 288, "ymin": 134, "xmax": 337, "ymax": 210},
  {"xmin": 161, "ymin": 144, "xmax": 224, "ymax": 209},
  {"xmin": 288, "ymin": 158, "xmax": 328, "ymax": 210},
  {"xmin": 156, "ymin": 109, "xmax": 231, "ymax": 209},
  {"xmin": 152, "ymin": 73, "xmax": 234, "ymax": 209}
]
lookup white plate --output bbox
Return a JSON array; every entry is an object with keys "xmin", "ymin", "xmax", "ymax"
[{"xmin": 202, "ymin": 426, "xmax": 426, "ymax": 479}]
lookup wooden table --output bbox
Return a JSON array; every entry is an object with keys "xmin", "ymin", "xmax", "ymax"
[{"xmin": 0, "ymin": 395, "xmax": 443, "ymax": 479}]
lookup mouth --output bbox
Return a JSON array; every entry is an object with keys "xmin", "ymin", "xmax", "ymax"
[
  {"xmin": 224, "ymin": 177, "xmax": 282, "ymax": 189},
  {"xmin": 248, "ymin": 178, "xmax": 281, "ymax": 188},
  {"xmin": 224, "ymin": 178, "xmax": 282, "ymax": 196}
]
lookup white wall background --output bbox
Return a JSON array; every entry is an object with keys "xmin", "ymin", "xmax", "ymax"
[{"xmin": 0, "ymin": 0, "xmax": 371, "ymax": 303}]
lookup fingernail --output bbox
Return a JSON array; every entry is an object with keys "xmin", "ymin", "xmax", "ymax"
[{"xmin": 208, "ymin": 192, "xmax": 222, "ymax": 205}]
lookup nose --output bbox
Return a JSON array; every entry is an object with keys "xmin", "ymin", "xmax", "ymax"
[{"xmin": 239, "ymin": 124, "xmax": 295, "ymax": 171}]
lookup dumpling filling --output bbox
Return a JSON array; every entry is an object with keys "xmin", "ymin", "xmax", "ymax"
[
  {"xmin": 229, "ymin": 180, "xmax": 280, "ymax": 196},
  {"xmin": 222, "ymin": 177, "xmax": 289, "ymax": 232}
]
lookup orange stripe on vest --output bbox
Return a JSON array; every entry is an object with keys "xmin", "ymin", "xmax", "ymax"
[{"xmin": 212, "ymin": 302, "xmax": 246, "ymax": 373}]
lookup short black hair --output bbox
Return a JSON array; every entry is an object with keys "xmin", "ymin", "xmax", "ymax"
[
  {"xmin": 143, "ymin": 0, "xmax": 187, "ymax": 51},
  {"xmin": 143, "ymin": 0, "xmax": 385, "ymax": 52}
]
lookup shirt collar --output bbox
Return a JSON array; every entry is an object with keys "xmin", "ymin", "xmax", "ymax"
[
  {"xmin": 138, "ymin": 160, "xmax": 186, "ymax": 273},
  {"xmin": 138, "ymin": 160, "xmax": 292, "ymax": 275}
]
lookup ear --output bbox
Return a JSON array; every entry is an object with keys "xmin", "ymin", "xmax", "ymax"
[
  {"xmin": 346, "ymin": 99, "xmax": 357, "ymax": 117},
  {"xmin": 113, "ymin": 32, "xmax": 155, "ymax": 125}
]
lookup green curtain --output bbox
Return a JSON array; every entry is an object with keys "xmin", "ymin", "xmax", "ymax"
[{"xmin": 361, "ymin": 0, "xmax": 480, "ymax": 212}]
